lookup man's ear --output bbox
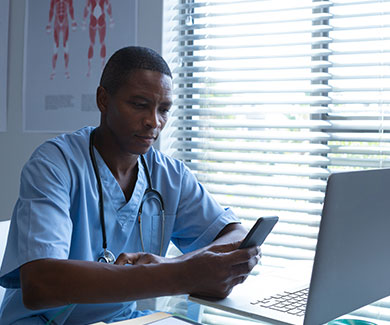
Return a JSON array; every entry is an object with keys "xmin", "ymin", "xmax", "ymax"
[{"xmin": 96, "ymin": 86, "xmax": 109, "ymax": 114}]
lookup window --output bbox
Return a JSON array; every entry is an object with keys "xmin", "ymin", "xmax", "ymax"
[{"xmin": 163, "ymin": 0, "xmax": 390, "ymax": 323}]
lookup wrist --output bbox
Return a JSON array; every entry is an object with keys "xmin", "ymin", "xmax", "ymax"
[
  {"xmin": 171, "ymin": 258, "xmax": 194, "ymax": 294},
  {"xmin": 156, "ymin": 257, "xmax": 193, "ymax": 295}
]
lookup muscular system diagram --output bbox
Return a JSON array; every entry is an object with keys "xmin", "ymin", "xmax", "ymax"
[
  {"xmin": 46, "ymin": 0, "xmax": 77, "ymax": 80},
  {"xmin": 82, "ymin": 0, "xmax": 114, "ymax": 77}
]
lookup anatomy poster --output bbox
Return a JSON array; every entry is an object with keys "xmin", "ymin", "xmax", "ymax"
[
  {"xmin": 23, "ymin": 0, "xmax": 137, "ymax": 132},
  {"xmin": 0, "ymin": 0, "xmax": 9, "ymax": 132}
]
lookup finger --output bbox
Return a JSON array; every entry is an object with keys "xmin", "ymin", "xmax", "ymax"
[
  {"xmin": 114, "ymin": 253, "xmax": 131, "ymax": 265},
  {"xmin": 220, "ymin": 275, "xmax": 248, "ymax": 298},
  {"xmin": 220, "ymin": 245, "xmax": 261, "ymax": 266},
  {"xmin": 208, "ymin": 241, "xmax": 241, "ymax": 253},
  {"xmin": 114, "ymin": 252, "xmax": 141, "ymax": 265},
  {"xmin": 133, "ymin": 253, "xmax": 159, "ymax": 265},
  {"xmin": 230, "ymin": 255, "xmax": 260, "ymax": 277}
]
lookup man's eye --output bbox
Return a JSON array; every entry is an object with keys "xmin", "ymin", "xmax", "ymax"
[
  {"xmin": 132, "ymin": 102, "xmax": 147, "ymax": 108},
  {"xmin": 159, "ymin": 106, "xmax": 171, "ymax": 114},
  {"xmin": 159, "ymin": 110, "xmax": 170, "ymax": 116}
]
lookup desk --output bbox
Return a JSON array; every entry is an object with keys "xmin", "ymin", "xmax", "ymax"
[
  {"xmin": 93, "ymin": 312, "xmax": 202, "ymax": 324},
  {"xmin": 189, "ymin": 262, "xmax": 390, "ymax": 325},
  {"xmin": 92, "ymin": 312, "xmax": 171, "ymax": 324}
]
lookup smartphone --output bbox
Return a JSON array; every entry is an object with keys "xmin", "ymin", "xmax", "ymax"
[{"xmin": 239, "ymin": 216, "xmax": 279, "ymax": 249}]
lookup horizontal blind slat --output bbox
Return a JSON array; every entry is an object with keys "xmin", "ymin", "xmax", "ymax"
[
  {"xmin": 171, "ymin": 129, "xmax": 390, "ymax": 142},
  {"xmin": 174, "ymin": 97, "xmax": 331, "ymax": 106},
  {"xmin": 171, "ymin": 106, "xmax": 330, "ymax": 116},
  {"xmin": 183, "ymin": 162, "xmax": 330, "ymax": 178},
  {"xmin": 173, "ymin": 26, "xmax": 333, "ymax": 41},
  {"xmin": 172, "ymin": 14, "xmax": 333, "ymax": 31},
  {"xmin": 174, "ymin": 85, "xmax": 332, "ymax": 95},
  {"xmin": 173, "ymin": 61, "xmax": 332, "ymax": 73},
  {"xmin": 205, "ymin": 184, "xmax": 325, "ymax": 202},
  {"xmin": 173, "ymin": 151, "xmax": 330, "ymax": 165},
  {"xmin": 174, "ymin": 0, "xmax": 331, "ymax": 14},
  {"xmin": 174, "ymin": 73, "xmax": 332, "ymax": 83},
  {"xmin": 171, "ymin": 130, "xmax": 331, "ymax": 141},
  {"xmin": 215, "ymin": 197, "xmax": 322, "ymax": 214},
  {"xmin": 173, "ymin": 38, "xmax": 332, "ymax": 52},
  {"xmin": 194, "ymin": 173, "xmax": 327, "ymax": 190},
  {"xmin": 171, "ymin": 119, "xmax": 331, "ymax": 129}
]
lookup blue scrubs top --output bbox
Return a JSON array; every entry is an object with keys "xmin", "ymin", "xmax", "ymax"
[{"xmin": 0, "ymin": 127, "xmax": 239, "ymax": 325}]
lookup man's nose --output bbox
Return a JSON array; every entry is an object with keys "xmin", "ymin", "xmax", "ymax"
[{"xmin": 144, "ymin": 109, "xmax": 161, "ymax": 128}]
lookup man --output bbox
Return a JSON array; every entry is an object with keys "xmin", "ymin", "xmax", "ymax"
[{"xmin": 0, "ymin": 46, "xmax": 260, "ymax": 324}]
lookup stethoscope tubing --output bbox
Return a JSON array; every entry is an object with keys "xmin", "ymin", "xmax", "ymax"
[{"xmin": 89, "ymin": 130, "xmax": 109, "ymax": 254}]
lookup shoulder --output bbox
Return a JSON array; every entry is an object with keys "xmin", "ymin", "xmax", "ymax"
[
  {"xmin": 22, "ymin": 127, "xmax": 94, "ymax": 182},
  {"xmin": 29, "ymin": 126, "xmax": 93, "ymax": 166}
]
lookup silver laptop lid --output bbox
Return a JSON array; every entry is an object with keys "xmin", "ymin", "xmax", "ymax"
[{"xmin": 304, "ymin": 168, "xmax": 390, "ymax": 325}]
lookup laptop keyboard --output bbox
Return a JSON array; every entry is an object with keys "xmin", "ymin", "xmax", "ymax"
[{"xmin": 250, "ymin": 287, "xmax": 309, "ymax": 316}]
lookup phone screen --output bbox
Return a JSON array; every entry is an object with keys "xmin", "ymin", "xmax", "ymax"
[{"xmin": 239, "ymin": 216, "xmax": 278, "ymax": 249}]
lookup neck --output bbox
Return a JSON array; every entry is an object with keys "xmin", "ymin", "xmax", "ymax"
[{"xmin": 92, "ymin": 127, "xmax": 139, "ymax": 179}]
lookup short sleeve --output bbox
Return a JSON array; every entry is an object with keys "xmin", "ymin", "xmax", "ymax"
[
  {"xmin": 0, "ymin": 147, "xmax": 73, "ymax": 288},
  {"xmin": 171, "ymin": 166, "xmax": 240, "ymax": 253}
]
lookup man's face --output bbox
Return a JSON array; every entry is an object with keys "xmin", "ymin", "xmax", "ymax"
[{"xmin": 98, "ymin": 69, "xmax": 173, "ymax": 155}]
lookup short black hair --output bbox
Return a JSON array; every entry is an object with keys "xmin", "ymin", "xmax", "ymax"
[{"xmin": 99, "ymin": 46, "xmax": 172, "ymax": 95}]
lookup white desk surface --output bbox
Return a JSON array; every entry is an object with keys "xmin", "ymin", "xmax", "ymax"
[
  {"xmin": 190, "ymin": 261, "xmax": 390, "ymax": 325},
  {"xmin": 92, "ymin": 312, "xmax": 172, "ymax": 324}
]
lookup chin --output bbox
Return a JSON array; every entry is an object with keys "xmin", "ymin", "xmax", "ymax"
[{"xmin": 127, "ymin": 145, "xmax": 152, "ymax": 156}]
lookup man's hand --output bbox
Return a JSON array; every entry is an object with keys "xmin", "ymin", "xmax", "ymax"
[
  {"xmin": 180, "ymin": 241, "xmax": 260, "ymax": 299},
  {"xmin": 114, "ymin": 223, "xmax": 261, "ymax": 299}
]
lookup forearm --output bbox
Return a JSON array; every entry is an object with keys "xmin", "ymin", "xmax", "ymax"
[
  {"xmin": 21, "ymin": 238, "xmax": 260, "ymax": 309},
  {"xmin": 21, "ymin": 258, "xmax": 187, "ymax": 309}
]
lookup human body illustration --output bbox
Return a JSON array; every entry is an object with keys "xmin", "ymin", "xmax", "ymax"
[
  {"xmin": 82, "ymin": 0, "xmax": 114, "ymax": 77},
  {"xmin": 46, "ymin": 0, "xmax": 77, "ymax": 80}
]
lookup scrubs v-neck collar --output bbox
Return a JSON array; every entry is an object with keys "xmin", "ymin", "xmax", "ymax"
[{"xmin": 92, "ymin": 148, "xmax": 147, "ymax": 227}]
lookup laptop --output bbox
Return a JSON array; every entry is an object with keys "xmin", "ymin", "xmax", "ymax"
[{"xmin": 190, "ymin": 168, "xmax": 390, "ymax": 325}]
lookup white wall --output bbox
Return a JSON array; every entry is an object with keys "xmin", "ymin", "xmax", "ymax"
[{"xmin": 0, "ymin": 0, "xmax": 164, "ymax": 221}]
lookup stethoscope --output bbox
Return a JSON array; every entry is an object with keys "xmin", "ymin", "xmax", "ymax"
[{"xmin": 89, "ymin": 129, "xmax": 165, "ymax": 263}]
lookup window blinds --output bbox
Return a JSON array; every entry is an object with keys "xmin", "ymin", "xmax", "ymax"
[
  {"xmin": 165, "ymin": 0, "xmax": 334, "ymax": 264},
  {"xmin": 163, "ymin": 0, "xmax": 390, "ymax": 323},
  {"xmin": 327, "ymin": 0, "xmax": 390, "ymax": 171},
  {"xmin": 165, "ymin": 0, "xmax": 390, "ymax": 263}
]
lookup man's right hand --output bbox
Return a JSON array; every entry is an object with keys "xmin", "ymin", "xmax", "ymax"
[
  {"xmin": 178, "ymin": 241, "xmax": 260, "ymax": 299},
  {"xmin": 114, "ymin": 241, "xmax": 260, "ymax": 299}
]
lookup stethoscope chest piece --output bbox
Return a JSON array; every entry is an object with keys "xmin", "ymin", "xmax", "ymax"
[{"xmin": 97, "ymin": 249, "xmax": 116, "ymax": 264}]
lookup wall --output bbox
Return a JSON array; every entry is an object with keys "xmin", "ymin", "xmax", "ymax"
[{"xmin": 0, "ymin": 0, "xmax": 164, "ymax": 220}]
